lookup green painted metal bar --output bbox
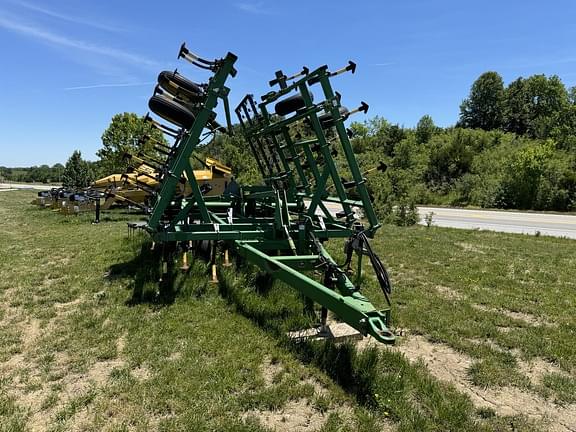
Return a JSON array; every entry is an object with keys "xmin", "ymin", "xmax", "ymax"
[
  {"xmin": 270, "ymin": 255, "xmax": 320, "ymax": 270},
  {"xmin": 258, "ymin": 104, "xmax": 324, "ymax": 135},
  {"xmin": 292, "ymin": 138, "xmax": 319, "ymax": 148},
  {"xmin": 154, "ymin": 230, "xmax": 265, "ymax": 242},
  {"xmin": 236, "ymin": 242, "xmax": 395, "ymax": 344},
  {"xmin": 317, "ymin": 74, "xmax": 380, "ymax": 236},
  {"xmin": 241, "ymin": 97, "xmax": 278, "ymax": 181},
  {"xmin": 272, "ymin": 255, "xmax": 319, "ymax": 262},
  {"xmin": 306, "ymin": 165, "xmax": 332, "ymax": 219},
  {"xmin": 169, "ymin": 198, "xmax": 196, "ymax": 230},
  {"xmin": 298, "ymin": 81, "xmax": 355, "ymax": 223},
  {"xmin": 147, "ymin": 52, "xmax": 238, "ymax": 231},
  {"xmin": 316, "ymin": 201, "xmax": 337, "ymax": 224},
  {"xmin": 153, "ymin": 226, "xmax": 352, "ymax": 243},
  {"xmin": 184, "ymin": 165, "xmax": 210, "ymax": 222},
  {"xmin": 280, "ymin": 128, "xmax": 311, "ymax": 194},
  {"xmin": 259, "ymin": 103, "xmax": 296, "ymax": 188},
  {"xmin": 238, "ymin": 102, "xmax": 273, "ymax": 180},
  {"xmin": 260, "ymin": 65, "xmax": 328, "ymax": 103},
  {"xmin": 322, "ymin": 196, "xmax": 364, "ymax": 207}
]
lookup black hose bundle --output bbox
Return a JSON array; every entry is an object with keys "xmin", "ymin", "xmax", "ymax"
[{"xmin": 344, "ymin": 231, "xmax": 392, "ymax": 304}]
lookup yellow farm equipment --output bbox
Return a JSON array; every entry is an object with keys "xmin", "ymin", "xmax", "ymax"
[{"xmin": 92, "ymin": 157, "xmax": 233, "ymax": 211}]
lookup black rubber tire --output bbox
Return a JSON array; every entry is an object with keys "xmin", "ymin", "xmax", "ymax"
[
  {"xmin": 158, "ymin": 71, "xmax": 204, "ymax": 102},
  {"xmin": 318, "ymin": 107, "xmax": 349, "ymax": 128},
  {"xmin": 148, "ymin": 94, "xmax": 196, "ymax": 129},
  {"xmin": 275, "ymin": 93, "xmax": 313, "ymax": 116}
]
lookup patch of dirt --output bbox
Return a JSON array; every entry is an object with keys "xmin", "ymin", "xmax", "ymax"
[
  {"xmin": 41, "ymin": 275, "xmax": 67, "ymax": 288},
  {"xmin": 242, "ymin": 400, "xmax": 346, "ymax": 432},
  {"xmin": 363, "ymin": 335, "xmax": 576, "ymax": 432},
  {"xmin": 467, "ymin": 338, "xmax": 567, "ymax": 386},
  {"xmin": 22, "ymin": 318, "xmax": 41, "ymax": 347},
  {"xmin": 10, "ymin": 354, "xmax": 126, "ymax": 432},
  {"xmin": 455, "ymin": 242, "xmax": 486, "ymax": 254},
  {"xmin": 67, "ymin": 408, "xmax": 92, "ymax": 432},
  {"xmin": 503, "ymin": 310, "xmax": 548, "ymax": 326},
  {"xmin": 467, "ymin": 337, "xmax": 504, "ymax": 353},
  {"xmin": 261, "ymin": 357, "xmax": 284, "ymax": 386},
  {"xmin": 472, "ymin": 304, "xmax": 552, "ymax": 327},
  {"xmin": 1, "ymin": 317, "xmax": 44, "ymax": 371},
  {"xmin": 167, "ymin": 351, "xmax": 182, "ymax": 361},
  {"xmin": 302, "ymin": 377, "xmax": 329, "ymax": 397},
  {"xmin": 434, "ymin": 285, "xmax": 466, "ymax": 301},
  {"xmin": 247, "ymin": 358, "xmax": 363, "ymax": 431},
  {"xmin": 53, "ymin": 298, "xmax": 83, "ymax": 316},
  {"xmin": 25, "ymin": 391, "xmax": 57, "ymax": 432},
  {"xmin": 519, "ymin": 358, "xmax": 565, "ymax": 386},
  {"xmin": 116, "ymin": 334, "xmax": 126, "ymax": 356},
  {"xmin": 260, "ymin": 343, "xmax": 341, "ymax": 398},
  {"xmin": 45, "ymin": 256, "xmax": 71, "ymax": 267},
  {"xmin": 1, "ymin": 353, "xmax": 25, "ymax": 371},
  {"xmin": 64, "ymin": 358, "xmax": 126, "ymax": 395},
  {"xmin": 5, "ymin": 321, "xmax": 127, "ymax": 432},
  {"xmin": 132, "ymin": 365, "xmax": 151, "ymax": 381},
  {"xmin": 0, "ymin": 317, "xmax": 51, "ymax": 424}
]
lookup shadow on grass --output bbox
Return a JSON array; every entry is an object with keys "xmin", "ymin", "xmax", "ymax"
[
  {"xmin": 99, "ymin": 236, "xmax": 536, "ymax": 431},
  {"xmin": 107, "ymin": 242, "xmax": 184, "ymax": 306},
  {"xmin": 216, "ymin": 263, "xmax": 383, "ymax": 409},
  {"xmin": 215, "ymin": 263, "xmax": 513, "ymax": 431},
  {"xmin": 104, "ymin": 245, "xmax": 520, "ymax": 431}
]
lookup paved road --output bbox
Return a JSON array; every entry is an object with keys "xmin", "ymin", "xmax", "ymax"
[
  {"xmin": 313, "ymin": 201, "xmax": 576, "ymax": 239},
  {"xmin": 0, "ymin": 182, "xmax": 55, "ymax": 191},
  {"xmin": 418, "ymin": 206, "xmax": 576, "ymax": 239}
]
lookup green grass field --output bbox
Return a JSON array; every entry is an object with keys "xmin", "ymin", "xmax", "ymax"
[{"xmin": 1, "ymin": 190, "xmax": 575, "ymax": 432}]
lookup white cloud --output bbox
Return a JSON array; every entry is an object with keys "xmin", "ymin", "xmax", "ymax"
[
  {"xmin": 235, "ymin": 2, "xmax": 273, "ymax": 15},
  {"xmin": 10, "ymin": 0, "xmax": 126, "ymax": 33},
  {"xmin": 64, "ymin": 82, "xmax": 154, "ymax": 91},
  {"xmin": 0, "ymin": 14, "xmax": 158, "ymax": 68}
]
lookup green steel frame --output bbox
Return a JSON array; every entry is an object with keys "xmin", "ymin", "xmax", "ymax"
[{"xmin": 142, "ymin": 45, "xmax": 395, "ymax": 344}]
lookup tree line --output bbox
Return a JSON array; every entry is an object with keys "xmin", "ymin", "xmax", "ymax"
[
  {"xmin": 0, "ymin": 164, "xmax": 65, "ymax": 184},
  {"xmin": 1, "ymin": 113, "xmax": 163, "ymax": 188},
  {"xmin": 4, "ymin": 71, "xmax": 575, "ymax": 219},
  {"xmin": 458, "ymin": 71, "xmax": 576, "ymax": 146},
  {"xmin": 0, "ymin": 154, "xmax": 98, "ymax": 188},
  {"xmin": 203, "ymin": 71, "xmax": 576, "ymax": 222}
]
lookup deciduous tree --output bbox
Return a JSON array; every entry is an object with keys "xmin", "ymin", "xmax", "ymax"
[
  {"xmin": 415, "ymin": 114, "xmax": 436, "ymax": 144},
  {"xmin": 62, "ymin": 150, "xmax": 94, "ymax": 188},
  {"xmin": 459, "ymin": 72, "xmax": 505, "ymax": 130},
  {"xmin": 97, "ymin": 113, "xmax": 166, "ymax": 174}
]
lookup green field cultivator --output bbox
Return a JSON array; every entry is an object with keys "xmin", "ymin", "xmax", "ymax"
[{"xmin": 135, "ymin": 44, "xmax": 395, "ymax": 344}]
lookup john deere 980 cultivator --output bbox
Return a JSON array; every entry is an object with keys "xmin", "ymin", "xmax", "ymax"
[{"xmin": 137, "ymin": 44, "xmax": 395, "ymax": 344}]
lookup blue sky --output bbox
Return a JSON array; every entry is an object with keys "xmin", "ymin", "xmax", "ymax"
[{"xmin": 1, "ymin": 0, "xmax": 575, "ymax": 166}]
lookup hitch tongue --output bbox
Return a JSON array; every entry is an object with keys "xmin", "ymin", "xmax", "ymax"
[{"xmin": 365, "ymin": 315, "xmax": 395, "ymax": 345}]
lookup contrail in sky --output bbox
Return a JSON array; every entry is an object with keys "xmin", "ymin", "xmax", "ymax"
[
  {"xmin": 0, "ymin": 14, "xmax": 158, "ymax": 68},
  {"xmin": 10, "ymin": 0, "xmax": 126, "ymax": 33},
  {"xmin": 64, "ymin": 82, "xmax": 155, "ymax": 91},
  {"xmin": 235, "ymin": 2, "xmax": 274, "ymax": 15}
]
